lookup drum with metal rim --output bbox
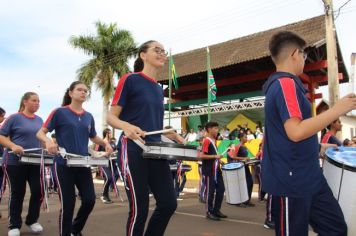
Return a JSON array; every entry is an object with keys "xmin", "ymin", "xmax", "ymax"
[
  {"xmin": 323, "ymin": 147, "xmax": 356, "ymax": 236},
  {"xmin": 19, "ymin": 149, "xmax": 54, "ymax": 165},
  {"xmin": 222, "ymin": 162, "xmax": 248, "ymax": 204},
  {"xmin": 65, "ymin": 156, "xmax": 109, "ymax": 167},
  {"xmin": 142, "ymin": 142, "xmax": 199, "ymax": 161}
]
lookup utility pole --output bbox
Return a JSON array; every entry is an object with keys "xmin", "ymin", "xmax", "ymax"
[{"xmin": 324, "ymin": 0, "xmax": 340, "ymax": 107}]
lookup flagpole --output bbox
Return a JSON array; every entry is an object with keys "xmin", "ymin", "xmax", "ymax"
[
  {"xmin": 207, "ymin": 47, "xmax": 211, "ymax": 122},
  {"xmin": 168, "ymin": 49, "xmax": 172, "ymax": 126}
]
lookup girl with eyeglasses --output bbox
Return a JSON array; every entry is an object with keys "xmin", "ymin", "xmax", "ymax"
[
  {"xmin": 37, "ymin": 81, "xmax": 113, "ymax": 236},
  {"xmin": 108, "ymin": 40, "xmax": 183, "ymax": 236}
]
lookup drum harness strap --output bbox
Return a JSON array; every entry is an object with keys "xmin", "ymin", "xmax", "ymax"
[
  {"xmin": 206, "ymin": 137, "xmax": 220, "ymax": 184},
  {"xmin": 120, "ymin": 136, "xmax": 130, "ymax": 190},
  {"xmin": 39, "ymin": 149, "xmax": 49, "ymax": 212}
]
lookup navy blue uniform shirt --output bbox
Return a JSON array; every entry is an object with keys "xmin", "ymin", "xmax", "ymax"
[
  {"xmin": 202, "ymin": 137, "xmax": 219, "ymax": 175},
  {"xmin": 111, "ymin": 72, "xmax": 164, "ymax": 152},
  {"xmin": 261, "ymin": 72, "xmax": 323, "ymax": 197},
  {"xmin": 321, "ymin": 132, "xmax": 342, "ymax": 146},
  {"xmin": 44, "ymin": 106, "xmax": 97, "ymax": 165},
  {"xmin": 0, "ymin": 112, "xmax": 43, "ymax": 165}
]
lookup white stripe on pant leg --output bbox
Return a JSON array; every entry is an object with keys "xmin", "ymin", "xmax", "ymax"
[
  {"xmin": 286, "ymin": 197, "xmax": 289, "ymax": 236},
  {"xmin": 205, "ymin": 177, "xmax": 209, "ymax": 212},
  {"xmin": 54, "ymin": 163, "xmax": 64, "ymax": 236},
  {"xmin": 126, "ymin": 168, "xmax": 137, "ymax": 236}
]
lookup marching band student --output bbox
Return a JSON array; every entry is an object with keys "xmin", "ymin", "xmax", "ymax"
[
  {"xmin": 262, "ymin": 31, "xmax": 354, "ymax": 236},
  {"xmin": 0, "ymin": 107, "xmax": 5, "ymax": 219},
  {"xmin": 199, "ymin": 121, "xmax": 226, "ymax": 221},
  {"xmin": 36, "ymin": 81, "xmax": 113, "ymax": 236},
  {"xmin": 107, "ymin": 40, "xmax": 183, "ymax": 236},
  {"xmin": 97, "ymin": 128, "xmax": 119, "ymax": 204},
  {"xmin": 197, "ymin": 136, "xmax": 206, "ymax": 203},
  {"xmin": 255, "ymin": 142, "xmax": 265, "ymax": 202},
  {"xmin": 321, "ymin": 118, "xmax": 342, "ymax": 146},
  {"xmin": 0, "ymin": 93, "xmax": 44, "ymax": 236},
  {"xmin": 227, "ymin": 133, "xmax": 254, "ymax": 207}
]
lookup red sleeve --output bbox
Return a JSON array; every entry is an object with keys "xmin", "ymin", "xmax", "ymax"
[
  {"xmin": 202, "ymin": 138, "xmax": 210, "ymax": 153},
  {"xmin": 278, "ymin": 77, "xmax": 302, "ymax": 120},
  {"xmin": 111, "ymin": 73, "xmax": 131, "ymax": 106},
  {"xmin": 321, "ymin": 133, "xmax": 331, "ymax": 144},
  {"xmin": 43, "ymin": 108, "xmax": 59, "ymax": 131}
]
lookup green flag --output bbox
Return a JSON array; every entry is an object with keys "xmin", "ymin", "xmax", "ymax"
[
  {"xmin": 208, "ymin": 69, "xmax": 217, "ymax": 102},
  {"xmin": 169, "ymin": 53, "xmax": 178, "ymax": 89},
  {"xmin": 207, "ymin": 47, "xmax": 217, "ymax": 102}
]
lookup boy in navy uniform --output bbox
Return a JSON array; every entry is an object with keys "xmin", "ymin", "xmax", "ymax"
[
  {"xmin": 227, "ymin": 132, "xmax": 254, "ymax": 207},
  {"xmin": 262, "ymin": 31, "xmax": 356, "ymax": 236},
  {"xmin": 200, "ymin": 121, "xmax": 226, "ymax": 221}
]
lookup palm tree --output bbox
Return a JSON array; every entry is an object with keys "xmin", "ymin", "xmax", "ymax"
[{"xmin": 70, "ymin": 21, "xmax": 137, "ymax": 131}]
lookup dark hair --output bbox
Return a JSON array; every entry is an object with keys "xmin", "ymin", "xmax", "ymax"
[
  {"xmin": 0, "ymin": 107, "xmax": 5, "ymax": 115},
  {"xmin": 62, "ymin": 81, "xmax": 86, "ymax": 106},
  {"xmin": 18, "ymin": 92, "xmax": 38, "ymax": 112},
  {"xmin": 343, "ymin": 138, "xmax": 351, "ymax": 146},
  {"xmin": 238, "ymin": 132, "xmax": 247, "ymax": 140},
  {"xmin": 102, "ymin": 128, "xmax": 111, "ymax": 139},
  {"xmin": 205, "ymin": 121, "xmax": 219, "ymax": 131},
  {"xmin": 269, "ymin": 31, "xmax": 306, "ymax": 61},
  {"xmin": 51, "ymin": 133, "xmax": 56, "ymax": 139},
  {"xmin": 133, "ymin": 40, "xmax": 156, "ymax": 72}
]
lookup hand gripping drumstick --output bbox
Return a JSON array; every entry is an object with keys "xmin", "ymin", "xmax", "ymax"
[
  {"xmin": 144, "ymin": 128, "xmax": 176, "ymax": 136},
  {"xmin": 8, "ymin": 147, "xmax": 43, "ymax": 154}
]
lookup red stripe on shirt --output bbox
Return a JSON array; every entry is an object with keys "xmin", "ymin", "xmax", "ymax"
[
  {"xmin": 279, "ymin": 78, "xmax": 302, "ymax": 120},
  {"xmin": 202, "ymin": 138, "xmax": 210, "ymax": 153},
  {"xmin": 321, "ymin": 132, "xmax": 332, "ymax": 144},
  {"xmin": 111, "ymin": 73, "xmax": 132, "ymax": 106},
  {"xmin": 43, "ymin": 108, "xmax": 58, "ymax": 128}
]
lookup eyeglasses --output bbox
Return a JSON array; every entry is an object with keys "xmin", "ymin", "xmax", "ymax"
[
  {"xmin": 292, "ymin": 49, "xmax": 308, "ymax": 61},
  {"xmin": 150, "ymin": 47, "xmax": 168, "ymax": 56}
]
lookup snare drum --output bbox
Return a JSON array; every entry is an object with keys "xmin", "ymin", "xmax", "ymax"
[
  {"xmin": 222, "ymin": 162, "xmax": 248, "ymax": 204},
  {"xmin": 142, "ymin": 142, "xmax": 199, "ymax": 161},
  {"xmin": 20, "ymin": 152, "xmax": 54, "ymax": 165},
  {"xmin": 66, "ymin": 157, "xmax": 109, "ymax": 167},
  {"xmin": 323, "ymin": 147, "xmax": 356, "ymax": 236}
]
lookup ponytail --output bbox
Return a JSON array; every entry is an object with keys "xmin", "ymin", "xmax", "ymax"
[
  {"xmin": 134, "ymin": 57, "xmax": 144, "ymax": 72},
  {"xmin": 62, "ymin": 88, "xmax": 71, "ymax": 106}
]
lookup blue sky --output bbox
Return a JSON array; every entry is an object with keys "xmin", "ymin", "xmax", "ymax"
[{"xmin": 0, "ymin": 0, "xmax": 355, "ymax": 134}]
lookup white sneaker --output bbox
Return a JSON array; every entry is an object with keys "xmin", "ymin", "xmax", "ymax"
[
  {"xmin": 8, "ymin": 228, "xmax": 20, "ymax": 236},
  {"xmin": 28, "ymin": 222, "xmax": 43, "ymax": 233}
]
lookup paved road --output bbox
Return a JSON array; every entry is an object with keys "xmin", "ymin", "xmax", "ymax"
[{"xmin": 0, "ymin": 181, "xmax": 276, "ymax": 236}]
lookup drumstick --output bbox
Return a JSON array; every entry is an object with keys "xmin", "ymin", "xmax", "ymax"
[
  {"xmin": 221, "ymin": 147, "xmax": 231, "ymax": 156},
  {"xmin": 8, "ymin": 147, "xmax": 43, "ymax": 154},
  {"xmin": 145, "ymin": 128, "xmax": 176, "ymax": 136}
]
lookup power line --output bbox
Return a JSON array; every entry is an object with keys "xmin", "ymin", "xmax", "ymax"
[{"xmin": 335, "ymin": 0, "xmax": 353, "ymax": 19}]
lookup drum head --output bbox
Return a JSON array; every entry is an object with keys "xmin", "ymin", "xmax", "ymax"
[
  {"xmin": 145, "ymin": 142, "xmax": 197, "ymax": 150},
  {"xmin": 222, "ymin": 162, "xmax": 244, "ymax": 170},
  {"xmin": 325, "ymin": 147, "xmax": 356, "ymax": 172}
]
